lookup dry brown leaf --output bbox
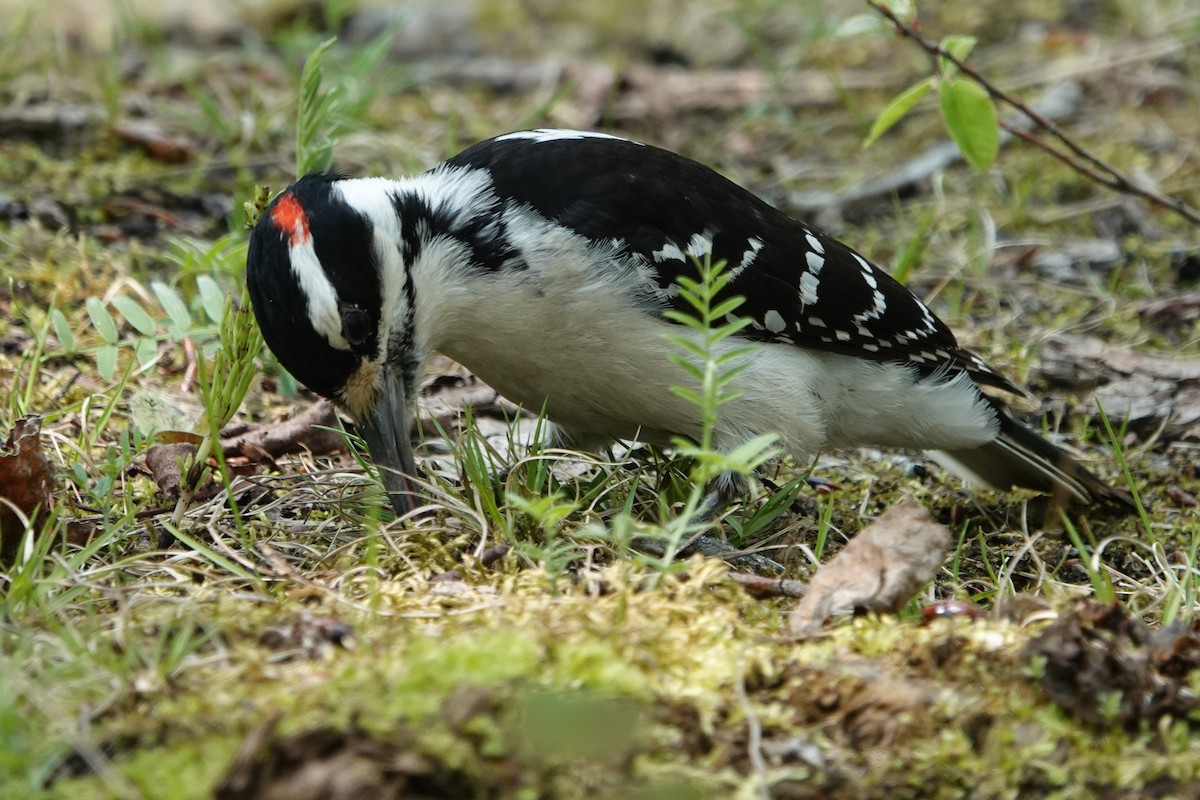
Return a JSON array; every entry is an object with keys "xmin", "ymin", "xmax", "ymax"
[
  {"xmin": 0, "ymin": 415, "xmax": 55, "ymax": 560},
  {"xmin": 789, "ymin": 501, "xmax": 952, "ymax": 637},
  {"xmin": 143, "ymin": 441, "xmax": 200, "ymax": 500}
]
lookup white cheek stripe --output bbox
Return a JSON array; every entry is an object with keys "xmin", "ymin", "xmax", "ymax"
[{"xmin": 289, "ymin": 237, "xmax": 350, "ymax": 351}]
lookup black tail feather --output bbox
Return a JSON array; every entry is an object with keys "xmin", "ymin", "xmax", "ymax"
[{"xmin": 931, "ymin": 406, "xmax": 1135, "ymax": 511}]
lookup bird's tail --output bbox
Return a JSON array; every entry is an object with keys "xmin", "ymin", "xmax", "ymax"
[{"xmin": 929, "ymin": 404, "xmax": 1134, "ymax": 510}]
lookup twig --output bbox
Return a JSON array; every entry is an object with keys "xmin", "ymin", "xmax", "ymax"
[
  {"xmin": 728, "ymin": 571, "xmax": 808, "ymax": 598},
  {"xmin": 789, "ymin": 81, "xmax": 1082, "ymax": 214},
  {"xmin": 866, "ymin": 0, "xmax": 1200, "ymax": 226}
]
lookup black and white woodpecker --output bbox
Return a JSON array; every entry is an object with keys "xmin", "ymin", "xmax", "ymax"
[{"xmin": 246, "ymin": 129, "xmax": 1129, "ymax": 516}]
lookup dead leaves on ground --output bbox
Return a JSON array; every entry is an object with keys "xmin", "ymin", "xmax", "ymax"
[
  {"xmin": 789, "ymin": 501, "xmax": 953, "ymax": 637},
  {"xmin": 1027, "ymin": 601, "xmax": 1200, "ymax": 728},
  {"xmin": 0, "ymin": 415, "xmax": 55, "ymax": 559}
]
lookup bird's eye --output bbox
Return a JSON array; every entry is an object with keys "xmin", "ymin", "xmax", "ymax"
[{"xmin": 340, "ymin": 305, "xmax": 372, "ymax": 347}]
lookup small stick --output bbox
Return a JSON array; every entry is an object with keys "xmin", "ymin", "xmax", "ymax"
[{"xmin": 727, "ymin": 571, "xmax": 808, "ymax": 598}]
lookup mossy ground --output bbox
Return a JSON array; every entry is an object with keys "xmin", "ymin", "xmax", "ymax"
[{"xmin": 2, "ymin": 0, "xmax": 1200, "ymax": 798}]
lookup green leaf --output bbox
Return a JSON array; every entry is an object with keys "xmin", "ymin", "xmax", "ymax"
[
  {"xmin": 863, "ymin": 78, "xmax": 933, "ymax": 149},
  {"xmin": 50, "ymin": 308, "xmax": 75, "ymax": 352},
  {"xmin": 710, "ymin": 297, "xmax": 748, "ymax": 320},
  {"xmin": 939, "ymin": 78, "xmax": 999, "ymax": 172},
  {"xmin": 129, "ymin": 389, "xmax": 191, "ymax": 437},
  {"xmin": 86, "ymin": 297, "xmax": 119, "ymax": 344},
  {"xmin": 152, "ymin": 281, "xmax": 192, "ymax": 332},
  {"xmin": 669, "ymin": 386, "xmax": 703, "ymax": 406},
  {"xmin": 96, "ymin": 344, "xmax": 118, "ymax": 382},
  {"xmin": 662, "ymin": 310, "xmax": 709, "ymax": 333},
  {"xmin": 939, "ymin": 34, "xmax": 977, "ymax": 75},
  {"xmin": 112, "ymin": 296, "xmax": 157, "ymax": 337},
  {"xmin": 723, "ymin": 434, "xmax": 780, "ymax": 469},
  {"xmin": 135, "ymin": 338, "xmax": 159, "ymax": 368},
  {"xmin": 196, "ymin": 275, "xmax": 226, "ymax": 324}
]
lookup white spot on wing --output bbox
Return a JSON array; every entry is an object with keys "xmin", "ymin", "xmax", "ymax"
[
  {"xmin": 799, "ymin": 271, "xmax": 819, "ymax": 306},
  {"xmin": 807, "ymin": 315, "xmax": 826, "ymax": 328},
  {"xmin": 731, "ymin": 237, "xmax": 764, "ymax": 278},
  {"xmin": 653, "ymin": 242, "xmax": 685, "ymax": 263},
  {"xmin": 804, "ymin": 232, "xmax": 824, "ymax": 254},
  {"xmin": 685, "ymin": 232, "xmax": 714, "ymax": 259},
  {"xmin": 764, "ymin": 309, "xmax": 786, "ymax": 333},
  {"xmin": 805, "ymin": 251, "xmax": 825, "ymax": 272}
]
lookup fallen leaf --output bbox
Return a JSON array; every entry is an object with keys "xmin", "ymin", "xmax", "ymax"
[
  {"xmin": 1138, "ymin": 290, "xmax": 1200, "ymax": 325},
  {"xmin": 0, "ymin": 101, "xmax": 101, "ymax": 138},
  {"xmin": 920, "ymin": 598, "xmax": 982, "ymax": 624},
  {"xmin": 416, "ymin": 366, "xmax": 525, "ymax": 439},
  {"xmin": 143, "ymin": 441, "xmax": 200, "ymax": 500},
  {"xmin": 789, "ymin": 500, "xmax": 952, "ymax": 637},
  {"xmin": 0, "ymin": 415, "xmax": 55, "ymax": 560},
  {"xmin": 1167, "ymin": 486, "xmax": 1199, "ymax": 507},
  {"xmin": 727, "ymin": 571, "xmax": 809, "ymax": 599}
]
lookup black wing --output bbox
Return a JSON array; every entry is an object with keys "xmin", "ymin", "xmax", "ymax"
[{"xmin": 447, "ymin": 130, "xmax": 1019, "ymax": 394}]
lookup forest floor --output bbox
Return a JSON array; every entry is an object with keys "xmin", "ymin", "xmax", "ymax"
[{"xmin": 2, "ymin": 1, "xmax": 1200, "ymax": 798}]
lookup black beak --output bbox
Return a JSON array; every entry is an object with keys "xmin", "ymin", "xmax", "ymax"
[{"xmin": 356, "ymin": 365, "xmax": 420, "ymax": 515}]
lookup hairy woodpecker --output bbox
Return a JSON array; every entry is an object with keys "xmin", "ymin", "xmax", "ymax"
[{"xmin": 247, "ymin": 129, "xmax": 1129, "ymax": 516}]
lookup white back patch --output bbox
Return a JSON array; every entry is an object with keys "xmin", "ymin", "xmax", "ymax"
[{"xmin": 495, "ymin": 129, "xmax": 641, "ymax": 145}]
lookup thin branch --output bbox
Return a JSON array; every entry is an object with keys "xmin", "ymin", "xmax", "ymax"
[
  {"xmin": 728, "ymin": 571, "xmax": 808, "ymax": 598},
  {"xmin": 866, "ymin": 0, "xmax": 1200, "ymax": 226}
]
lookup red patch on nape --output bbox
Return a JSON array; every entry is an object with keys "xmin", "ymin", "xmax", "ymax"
[{"xmin": 270, "ymin": 192, "xmax": 311, "ymax": 246}]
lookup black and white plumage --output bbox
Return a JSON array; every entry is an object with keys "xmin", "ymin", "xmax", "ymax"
[{"xmin": 247, "ymin": 128, "xmax": 1129, "ymax": 515}]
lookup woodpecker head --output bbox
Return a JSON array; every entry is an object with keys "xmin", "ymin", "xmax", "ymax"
[{"xmin": 246, "ymin": 173, "xmax": 420, "ymax": 514}]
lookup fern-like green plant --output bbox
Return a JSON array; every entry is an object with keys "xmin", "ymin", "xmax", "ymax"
[
  {"xmin": 296, "ymin": 36, "xmax": 339, "ymax": 177},
  {"xmin": 644, "ymin": 254, "xmax": 780, "ymax": 574},
  {"xmin": 170, "ymin": 283, "xmax": 263, "ymax": 528}
]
